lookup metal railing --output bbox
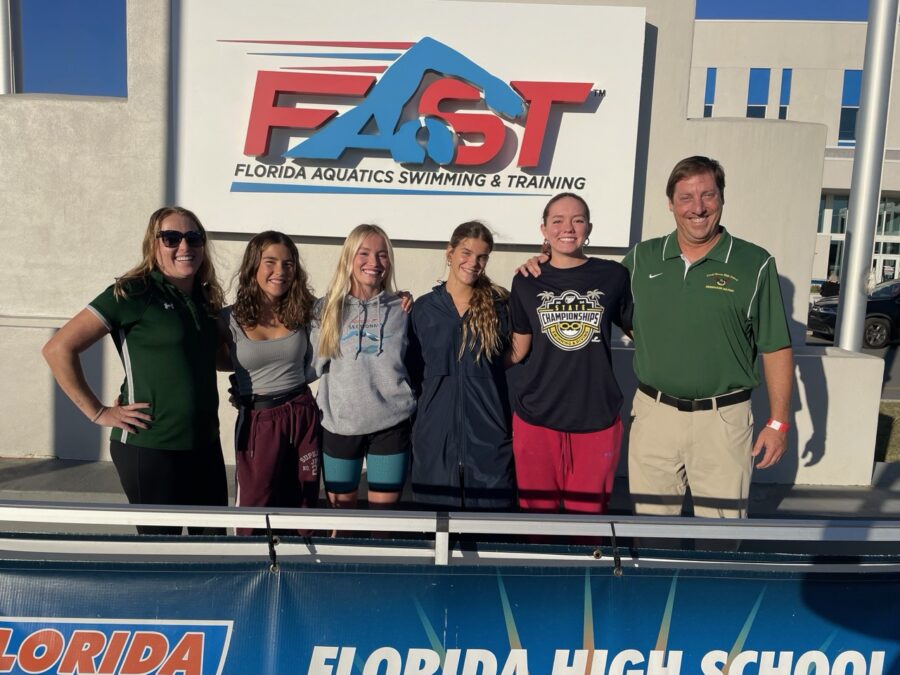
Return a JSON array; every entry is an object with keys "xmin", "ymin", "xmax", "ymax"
[{"xmin": 0, "ymin": 501, "xmax": 898, "ymax": 573}]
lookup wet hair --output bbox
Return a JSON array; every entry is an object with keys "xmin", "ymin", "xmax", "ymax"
[
  {"xmin": 541, "ymin": 192, "xmax": 591, "ymax": 224},
  {"xmin": 448, "ymin": 221, "xmax": 509, "ymax": 362},
  {"xmin": 316, "ymin": 224, "xmax": 397, "ymax": 360},
  {"xmin": 665, "ymin": 156, "xmax": 726, "ymax": 201},
  {"xmin": 232, "ymin": 231, "xmax": 315, "ymax": 330},
  {"xmin": 114, "ymin": 206, "xmax": 224, "ymax": 312}
]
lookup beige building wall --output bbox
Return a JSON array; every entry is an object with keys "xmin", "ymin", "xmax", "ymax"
[
  {"xmin": 691, "ymin": 21, "xmax": 868, "ymax": 145},
  {"xmin": 0, "ymin": 1, "xmax": 171, "ymax": 461},
  {"xmin": 0, "ymin": 0, "xmax": 883, "ymax": 487},
  {"xmin": 691, "ymin": 20, "xmax": 900, "ymax": 185}
]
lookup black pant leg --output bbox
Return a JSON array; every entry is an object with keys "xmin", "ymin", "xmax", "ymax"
[
  {"xmin": 109, "ymin": 440, "xmax": 183, "ymax": 536},
  {"xmin": 177, "ymin": 438, "xmax": 228, "ymax": 535}
]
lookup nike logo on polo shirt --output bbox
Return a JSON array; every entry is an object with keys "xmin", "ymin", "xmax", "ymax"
[{"xmin": 648, "ymin": 273, "xmax": 663, "ymax": 279}]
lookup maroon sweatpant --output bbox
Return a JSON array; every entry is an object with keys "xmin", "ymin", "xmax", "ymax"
[
  {"xmin": 234, "ymin": 388, "xmax": 321, "ymax": 535},
  {"xmin": 512, "ymin": 413, "xmax": 622, "ymax": 514}
]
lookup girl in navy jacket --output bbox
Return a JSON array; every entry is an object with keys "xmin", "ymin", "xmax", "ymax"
[{"xmin": 407, "ymin": 221, "xmax": 515, "ymax": 510}]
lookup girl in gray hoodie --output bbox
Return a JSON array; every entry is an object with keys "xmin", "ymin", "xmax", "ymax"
[{"xmin": 311, "ymin": 224, "xmax": 416, "ymax": 511}]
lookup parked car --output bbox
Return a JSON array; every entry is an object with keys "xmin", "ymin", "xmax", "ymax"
[{"xmin": 807, "ymin": 279, "xmax": 900, "ymax": 348}]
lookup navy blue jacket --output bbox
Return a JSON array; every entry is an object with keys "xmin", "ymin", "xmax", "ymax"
[{"xmin": 407, "ymin": 284, "xmax": 515, "ymax": 510}]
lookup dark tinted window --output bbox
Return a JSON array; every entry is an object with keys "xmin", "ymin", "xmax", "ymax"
[{"xmin": 14, "ymin": 0, "xmax": 126, "ymax": 97}]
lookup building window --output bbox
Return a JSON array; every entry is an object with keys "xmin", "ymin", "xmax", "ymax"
[
  {"xmin": 839, "ymin": 70, "xmax": 862, "ymax": 146},
  {"xmin": 831, "ymin": 195, "xmax": 849, "ymax": 233},
  {"xmin": 746, "ymin": 67, "xmax": 770, "ymax": 118},
  {"xmin": 703, "ymin": 67, "xmax": 716, "ymax": 118},
  {"xmin": 778, "ymin": 68, "xmax": 792, "ymax": 120},
  {"xmin": 11, "ymin": 0, "xmax": 127, "ymax": 97}
]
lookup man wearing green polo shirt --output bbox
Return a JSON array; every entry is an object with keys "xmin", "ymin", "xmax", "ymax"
[{"xmin": 623, "ymin": 156, "xmax": 793, "ymax": 518}]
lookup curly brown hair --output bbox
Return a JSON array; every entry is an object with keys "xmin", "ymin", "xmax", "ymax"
[
  {"xmin": 232, "ymin": 231, "xmax": 315, "ymax": 330},
  {"xmin": 449, "ymin": 221, "xmax": 509, "ymax": 362}
]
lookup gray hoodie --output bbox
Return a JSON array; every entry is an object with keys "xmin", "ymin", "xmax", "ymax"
[{"xmin": 310, "ymin": 292, "xmax": 416, "ymax": 435}]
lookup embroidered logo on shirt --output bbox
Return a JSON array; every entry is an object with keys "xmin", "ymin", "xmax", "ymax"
[
  {"xmin": 705, "ymin": 272, "xmax": 738, "ymax": 293},
  {"xmin": 536, "ymin": 290, "xmax": 604, "ymax": 351},
  {"xmin": 648, "ymin": 272, "xmax": 663, "ymax": 279},
  {"xmin": 162, "ymin": 302, "xmax": 175, "ymax": 310}
]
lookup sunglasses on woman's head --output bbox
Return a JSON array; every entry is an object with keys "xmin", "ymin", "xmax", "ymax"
[{"xmin": 157, "ymin": 230, "xmax": 205, "ymax": 248}]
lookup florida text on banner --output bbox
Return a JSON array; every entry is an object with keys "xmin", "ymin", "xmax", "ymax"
[{"xmin": 0, "ymin": 561, "xmax": 896, "ymax": 674}]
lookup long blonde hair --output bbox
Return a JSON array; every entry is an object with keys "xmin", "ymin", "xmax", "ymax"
[
  {"xmin": 449, "ymin": 221, "xmax": 508, "ymax": 362},
  {"xmin": 317, "ymin": 224, "xmax": 397, "ymax": 359},
  {"xmin": 114, "ymin": 206, "xmax": 225, "ymax": 312}
]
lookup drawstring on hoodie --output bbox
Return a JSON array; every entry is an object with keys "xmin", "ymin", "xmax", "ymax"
[
  {"xmin": 354, "ymin": 301, "xmax": 364, "ymax": 359},
  {"xmin": 376, "ymin": 297, "xmax": 384, "ymax": 356}
]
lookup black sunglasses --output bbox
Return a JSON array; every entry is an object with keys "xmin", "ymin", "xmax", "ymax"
[{"xmin": 157, "ymin": 230, "xmax": 205, "ymax": 248}]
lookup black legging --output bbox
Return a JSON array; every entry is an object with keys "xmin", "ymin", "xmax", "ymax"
[{"xmin": 110, "ymin": 439, "xmax": 228, "ymax": 535}]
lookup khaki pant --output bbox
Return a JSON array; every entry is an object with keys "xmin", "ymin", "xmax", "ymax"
[{"xmin": 628, "ymin": 388, "xmax": 753, "ymax": 518}]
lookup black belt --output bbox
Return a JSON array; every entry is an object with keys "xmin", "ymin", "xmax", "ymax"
[
  {"xmin": 638, "ymin": 382, "xmax": 751, "ymax": 412},
  {"xmin": 240, "ymin": 386, "xmax": 309, "ymax": 411}
]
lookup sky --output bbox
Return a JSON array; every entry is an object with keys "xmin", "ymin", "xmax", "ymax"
[
  {"xmin": 16, "ymin": 0, "xmax": 872, "ymax": 97},
  {"xmin": 696, "ymin": 0, "xmax": 868, "ymax": 21}
]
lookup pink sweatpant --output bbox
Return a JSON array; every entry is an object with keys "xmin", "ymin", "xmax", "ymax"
[{"xmin": 512, "ymin": 414, "xmax": 622, "ymax": 514}]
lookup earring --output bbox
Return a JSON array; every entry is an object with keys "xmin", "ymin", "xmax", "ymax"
[
  {"xmin": 447, "ymin": 258, "xmax": 451, "ymax": 266},
  {"xmin": 584, "ymin": 237, "xmax": 591, "ymax": 247},
  {"xmin": 540, "ymin": 239, "xmax": 551, "ymax": 257}
]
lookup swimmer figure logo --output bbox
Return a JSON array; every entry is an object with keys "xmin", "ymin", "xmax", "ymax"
[
  {"xmin": 537, "ymin": 290, "xmax": 604, "ymax": 351},
  {"xmin": 244, "ymin": 37, "xmax": 594, "ymax": 168}
]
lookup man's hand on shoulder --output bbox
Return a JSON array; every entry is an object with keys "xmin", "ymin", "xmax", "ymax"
[
  {"xmin": 516, "ymin": 254, "xmax": 549, "ymax": 277},
  {"xmin": 752, "ymin": 426, "xmax": 787, "ymax": 469},
  {"xmin": 398, "ymin": 290, "xmax": 414, "ymax": 313}
]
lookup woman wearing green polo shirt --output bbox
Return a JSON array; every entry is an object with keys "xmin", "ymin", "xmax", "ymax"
[{"xmin": 42, "ymin": 206, "xmax": 228, "ymax": 535}]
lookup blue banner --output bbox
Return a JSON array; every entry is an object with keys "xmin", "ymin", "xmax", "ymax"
[{"xmin": 0, "ymin": 558, "xmax": 896, "ymax": 674}]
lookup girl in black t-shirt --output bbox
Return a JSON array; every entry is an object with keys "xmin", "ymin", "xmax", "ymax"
[{"xmin": 507, "ymin": 193, "xmax": 631, "ymax": 514}]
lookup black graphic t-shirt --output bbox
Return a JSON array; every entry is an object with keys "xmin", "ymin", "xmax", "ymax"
[{"xmin": 509, "ymin": 258, "xmax": 632, "ymax": 432}]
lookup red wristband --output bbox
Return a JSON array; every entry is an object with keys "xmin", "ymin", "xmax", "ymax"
[{"xmin": 766, "ymin": 418, "xmax": 789, "ymax": 433}]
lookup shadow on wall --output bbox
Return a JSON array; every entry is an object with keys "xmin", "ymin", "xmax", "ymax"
[
  {"xmin": 753, "ymin": 276, "xmax": 827, "ymax": 491},
  {"xmin": 51, "ymin": 336, "xmax": 105, "ymax": 461},
  {"xmin": 628, "ymin": 21, "xmax": 658, "ymax": 249}
]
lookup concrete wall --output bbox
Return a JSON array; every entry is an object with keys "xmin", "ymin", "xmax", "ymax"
[
  {"xmin": 0, "ymin": 0, "xmax": 883, "ymax": 487},
  {"xmin": 691, "ymin": 21, "xmax": 869, "ymax": 145},
  {"xmin": 691, "ymin": 20, "xmax": 900, "ymax": 194},
  {"xmin": 0, "ymin": 1, "xmax": 170, "ymax": 460}
]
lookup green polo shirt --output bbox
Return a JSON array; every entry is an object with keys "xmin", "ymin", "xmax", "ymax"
[
  {"xmin": 622, "ymin": 228, "xmax": 790, "ymax": 399},
  {"xmin": 87, "ymin": 271, "xmax": 220, "ymax": 450}
]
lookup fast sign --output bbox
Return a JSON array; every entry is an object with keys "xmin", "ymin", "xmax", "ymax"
[{"xmin": 174, "ymin": 1, "xmax": 645, "ymax": 244}]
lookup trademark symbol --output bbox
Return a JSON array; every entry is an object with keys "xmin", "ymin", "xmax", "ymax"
[{"xmin": 592, "ymin": 89, "xmax": 606, "ymax": 97}]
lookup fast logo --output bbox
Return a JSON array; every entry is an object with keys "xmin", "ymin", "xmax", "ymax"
[
  {"xmin": 537, "ymin": 290, "xmax": 604, "ymax": 351},
  {"xmin": 0, "ymin": 618, "xmax": 232, "ymax": 675},
  {"xmin": 243, "ymin": 37, "xmax": 594, "ymax": 168}
]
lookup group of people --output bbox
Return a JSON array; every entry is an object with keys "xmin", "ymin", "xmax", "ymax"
[{"xmin": 42, "ymin": 155, "xmax": 794, "ymax": 535}]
